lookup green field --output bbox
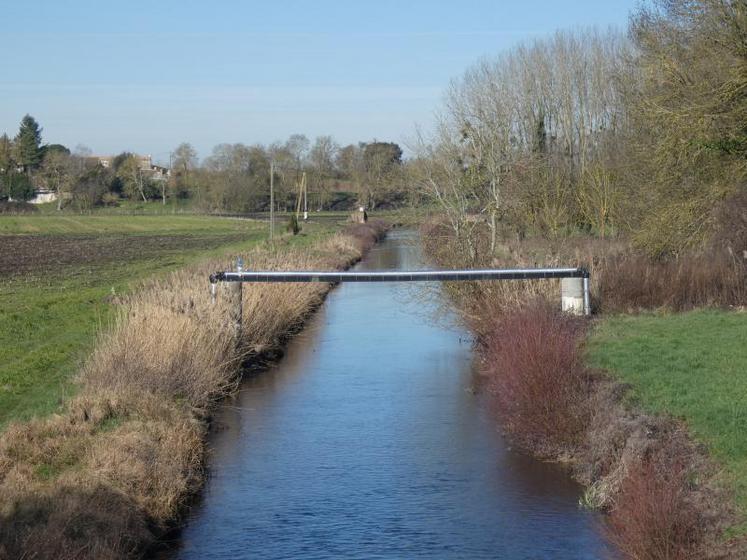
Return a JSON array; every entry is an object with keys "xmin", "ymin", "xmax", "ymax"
[
  {"xmin": 588, "ymin": 310, "xmax": 747, "ymax": 532},
  {"xmin": 0, "ymin": 214, "xmax": 335, "ymax": 426}
]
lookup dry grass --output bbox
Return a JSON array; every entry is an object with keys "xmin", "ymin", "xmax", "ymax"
[
  {"xmin": 421, "ymin": 217, "xmax": 733, "ymax": 558},
  {"xmin": 422, "ymin": 218, "xmax": 745, "ymax": 316},
  {"xmin": 595, "ymin": 251, "xmax": 746, "ymax": 313},
  {"xmin": 0, "ymin": 221, "xmax": 388, "ymax": 559}
]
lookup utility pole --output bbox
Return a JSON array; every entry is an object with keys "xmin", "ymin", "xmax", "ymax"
[
  {"xmin": 303, "ymin": 171, "xmax": 308, "ymax": 221},
  {"xmin": 269, "ymin": 161, "xmax": 275, "ymax": 241}
]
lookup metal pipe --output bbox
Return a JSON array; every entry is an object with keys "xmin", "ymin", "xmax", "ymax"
[{"xmin": 213, "ymin": 267, "xmax": 588, "ymax": 284}]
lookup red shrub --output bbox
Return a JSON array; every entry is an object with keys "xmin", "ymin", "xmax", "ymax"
[
  {"xmin": 482, "ymin": 299, "xmax": 592, "ymax": 454},
  {"xmin": 607, "ymin": 442, "xmax": 705, "ymax": 560}
]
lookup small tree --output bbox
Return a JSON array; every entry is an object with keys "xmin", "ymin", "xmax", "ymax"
[
  {"xmin": 72, "ymin": 166, "xmax": 110, "ymax": 210},
  {"xmin": 117, "ymin": 155, "xmax": 147, "ymax": 201},
  {"xmin": 41, "ymin": 150, "xmax": 73, "ymax": 210},
  {"xmin": 0, "ymin": 134, "xmax": 13, "ymax": 173},
  {"xmin": 5, "ymin": 172, "xmax": 34, "ymax": 201}
]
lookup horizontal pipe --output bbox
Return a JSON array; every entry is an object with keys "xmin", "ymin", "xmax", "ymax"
[{"xmin": 210, "ymin": 267, "xmax": 589, "ymax": 284}]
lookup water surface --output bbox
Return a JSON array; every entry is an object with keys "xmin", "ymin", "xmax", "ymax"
[{"xmin": 175, "ymin": 230, "xmax": 612, "ymax": 559}]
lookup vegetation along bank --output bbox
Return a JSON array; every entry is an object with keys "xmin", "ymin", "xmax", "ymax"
[{"xmin": 0, "ymin": 219, "xmax": 388, "ymax": 559}]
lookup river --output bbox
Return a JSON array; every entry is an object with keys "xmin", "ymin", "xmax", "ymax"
[{"xmin": 172, "ymin": 230, "xmax": 614, "ymax": 559}]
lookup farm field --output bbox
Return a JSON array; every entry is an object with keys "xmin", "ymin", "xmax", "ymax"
[
  {"xmin": 0, "ymin": 214, "xmax": 336, "ymax": 427},
  {"xmin": 587, "ymin": 310, "xmax": 747, "ymax": 534}
]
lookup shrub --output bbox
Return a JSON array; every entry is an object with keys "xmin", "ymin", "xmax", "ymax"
[
  {"xmin": 286, "ymin": 213, "xmax": 300, "ymax": 235},
  {"xmin": 606, "ymin": 439, "xmax": 706, "ymax": 560},
  {"xmin": 482, "ymin": 299, "xmax": 592, "ymax": 454},
  {"xmin": 0, "ymin": 200, "xmax": 38, "ymax": 214}
]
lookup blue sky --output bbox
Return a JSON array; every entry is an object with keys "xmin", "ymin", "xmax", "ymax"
[{"xmin": 0, "ymin": 0, "xmax": 638, "ymax": 164}]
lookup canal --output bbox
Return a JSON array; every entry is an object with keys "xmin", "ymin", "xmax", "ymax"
[{"xmin": 174, "ymin": 230, "xmax": 614, "ymax": 559}]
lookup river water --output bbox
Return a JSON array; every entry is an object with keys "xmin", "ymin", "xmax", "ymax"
[{"xmin": 173, "ymin": 230, "xmax": 613, "ymax": 559}]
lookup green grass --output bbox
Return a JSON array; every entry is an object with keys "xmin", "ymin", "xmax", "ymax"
[
  {"xmin": 588, "ymin": 310, "xmax": 747, "ymax": 533},
  {"xmin": 0, "ymin": 214, "xmax": 335, "ymax": 427}
]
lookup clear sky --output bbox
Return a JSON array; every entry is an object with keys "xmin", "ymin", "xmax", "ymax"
[{"xmin": 0, "ymin": 0, "xmax": 638, "ymax": 164}]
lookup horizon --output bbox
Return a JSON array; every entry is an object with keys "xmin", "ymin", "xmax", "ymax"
[{"xmin": 0, "ymin": 0, "xmax": 637, "ymax": 165}]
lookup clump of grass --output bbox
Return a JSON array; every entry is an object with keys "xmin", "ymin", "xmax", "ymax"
[{"xmin": 0, "ymin": 223, "xmax": 388, "ymax": 559}]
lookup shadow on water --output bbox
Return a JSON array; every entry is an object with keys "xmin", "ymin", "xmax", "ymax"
[{"xmin": 170, "ymin": 229, "xmax": 615, "ymax": 559}]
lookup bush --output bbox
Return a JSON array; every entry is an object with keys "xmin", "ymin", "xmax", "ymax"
[
  {"xmin": 482, "ymin": 299, "xmax": 592, "ymax": 454},
  {"xmin": 286, "ymin": 214, "xmax": 300, "ymax": 235},
  {"xmin": 101, "ymin": 192, "xmax": 120, "ymax": 207},
  {"xmin": 606, "ymin": 439, "xmax": 706, "ymax": 560},
  {"xmin": 0, "ymin": 200, "xmax": 38, "ymax": 214}
]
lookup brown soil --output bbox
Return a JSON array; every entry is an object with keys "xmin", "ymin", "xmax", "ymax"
[{"xmin": 0, "ymin": 234, "xmax": 248, "ymax": 280}]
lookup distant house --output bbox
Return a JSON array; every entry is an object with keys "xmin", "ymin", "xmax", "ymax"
[
  {"xmin": 28, "ymin": 189, "xmax": 57, "ymax": 204},
  {"xmin": 94, "ymin": 154, "xmax": 170, "ymax": 181}
]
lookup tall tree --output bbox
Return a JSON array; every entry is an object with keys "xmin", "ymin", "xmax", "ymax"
[
  {"xmin": 362, "ymin": 141, "xmax": 403, "ymax": 210},
  {"xmin": 172, "ymin": 142, "xmax": 198, "ymax": 176},
  {"xmin": 13, "ymin": 115, "xmax": 43, "ymax": 173},
  {"xmin": 309, "ymin": 135, "xmax": 339, "ymax": 209}
]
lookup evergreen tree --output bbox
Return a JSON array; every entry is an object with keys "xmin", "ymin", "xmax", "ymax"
[
  {"xmin": 14, "ymin": 114, "xmax": 43, "ymax": 173},
  {"xmin": 0, "ymin": 134, "xmax": 13, "ymax": 173}
]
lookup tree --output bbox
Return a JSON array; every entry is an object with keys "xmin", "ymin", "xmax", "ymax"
[
  {"xmin": 628, "ymin": 0, "xmax": 747, "ymax": 255},
  {"xmin": 116, "ymin": 155, "xmax": 147, "ymax": 201},
  {"xmin": 4, "ymin": 172, "xmax": 34, "ymax": 201},
  {"xmin": 362, "ymin": 141, "xmax": 403, "ymax": 210},
  {"xmin": 13, "ymin": 115, "xmax": 43, "ymax": 173},
  {"xmin": 72, "ymin": 166, "xmax": 111, "ymax": 210},
  {"xmin": 41, "ymin": 144, "xmax": 70, "ymax": 160},
  {"xmin": 0, "ymin": 134, "xmax": 14, "ymax": 198},
  {"xmin": 285, "ymin": 134, "xmax": 310, "ymax": 172},
  {"xmin": 309, "ymin": 135, "xmax": 339, "ymax": 209},
  {"xmin": 0, "ymin": 134, "xmax": 13, "ymax": 173},
  {"xmin": 41, "ymin": 150, "xmax": 74, "ymax": 210},
  {"xmin": 172, "ymin": 142, "xmax": 198, "ymax": 176}
]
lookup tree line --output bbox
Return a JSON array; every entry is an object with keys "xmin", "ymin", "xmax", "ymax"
[
  {"xmin": 411, "ymin": 0, "xmax": 746, "ymax": 258},
  {"xmin": 0, "ymin": 118, "xmax": 410, "ymax": 213}
]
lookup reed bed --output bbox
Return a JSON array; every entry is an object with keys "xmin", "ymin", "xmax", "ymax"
[{"xmin": 0, "ymin": 221, "xmax": 388, "ymax": 560}]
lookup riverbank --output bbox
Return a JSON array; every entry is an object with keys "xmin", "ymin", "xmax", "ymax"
[
  {"xmin": 173, "ymin": 229, "xmax": 612, "ymax": 559},
  {"xmin": 0, "ymin": 220, "xmax": 388, "ymax": 559},
  {"xmin": 421, "ymin": 221, "xmax": 746, "ymax": 559},
  {"xmin": 0, "ymin": 215, "xmax": 287, "ymax": 427}
]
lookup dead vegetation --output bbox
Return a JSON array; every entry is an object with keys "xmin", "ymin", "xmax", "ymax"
[
  {"xmin": 0, "ymin": 220, "xmax": 388, "ymax": 560},
  {"xmin": 422, "ymin": 218, "xmax": 736, "ymax": 559}
]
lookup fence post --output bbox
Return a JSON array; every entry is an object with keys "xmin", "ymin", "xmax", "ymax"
[
  {"xmin": 228, "ymin": 258, "xmax": 243, "ymax": 343},
  {"xmin": 561, "ymin": 277, "xmax": 585, "ymax": 316}
]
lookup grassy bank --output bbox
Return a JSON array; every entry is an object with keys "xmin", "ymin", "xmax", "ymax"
[
  {"xmin": 0, "ymin": 215, "xmax": 333, "ymax": 426},
  {"xmin": 0, "ymin": 220, "xmax": 387, "ymax": 559},
  {"xmin": 588, "ymin": 310, "xmax": 747, "ymax": 535},
  {"xmin": 421, "ymin": 220, "xmax": 745, "ymax": 558}
]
